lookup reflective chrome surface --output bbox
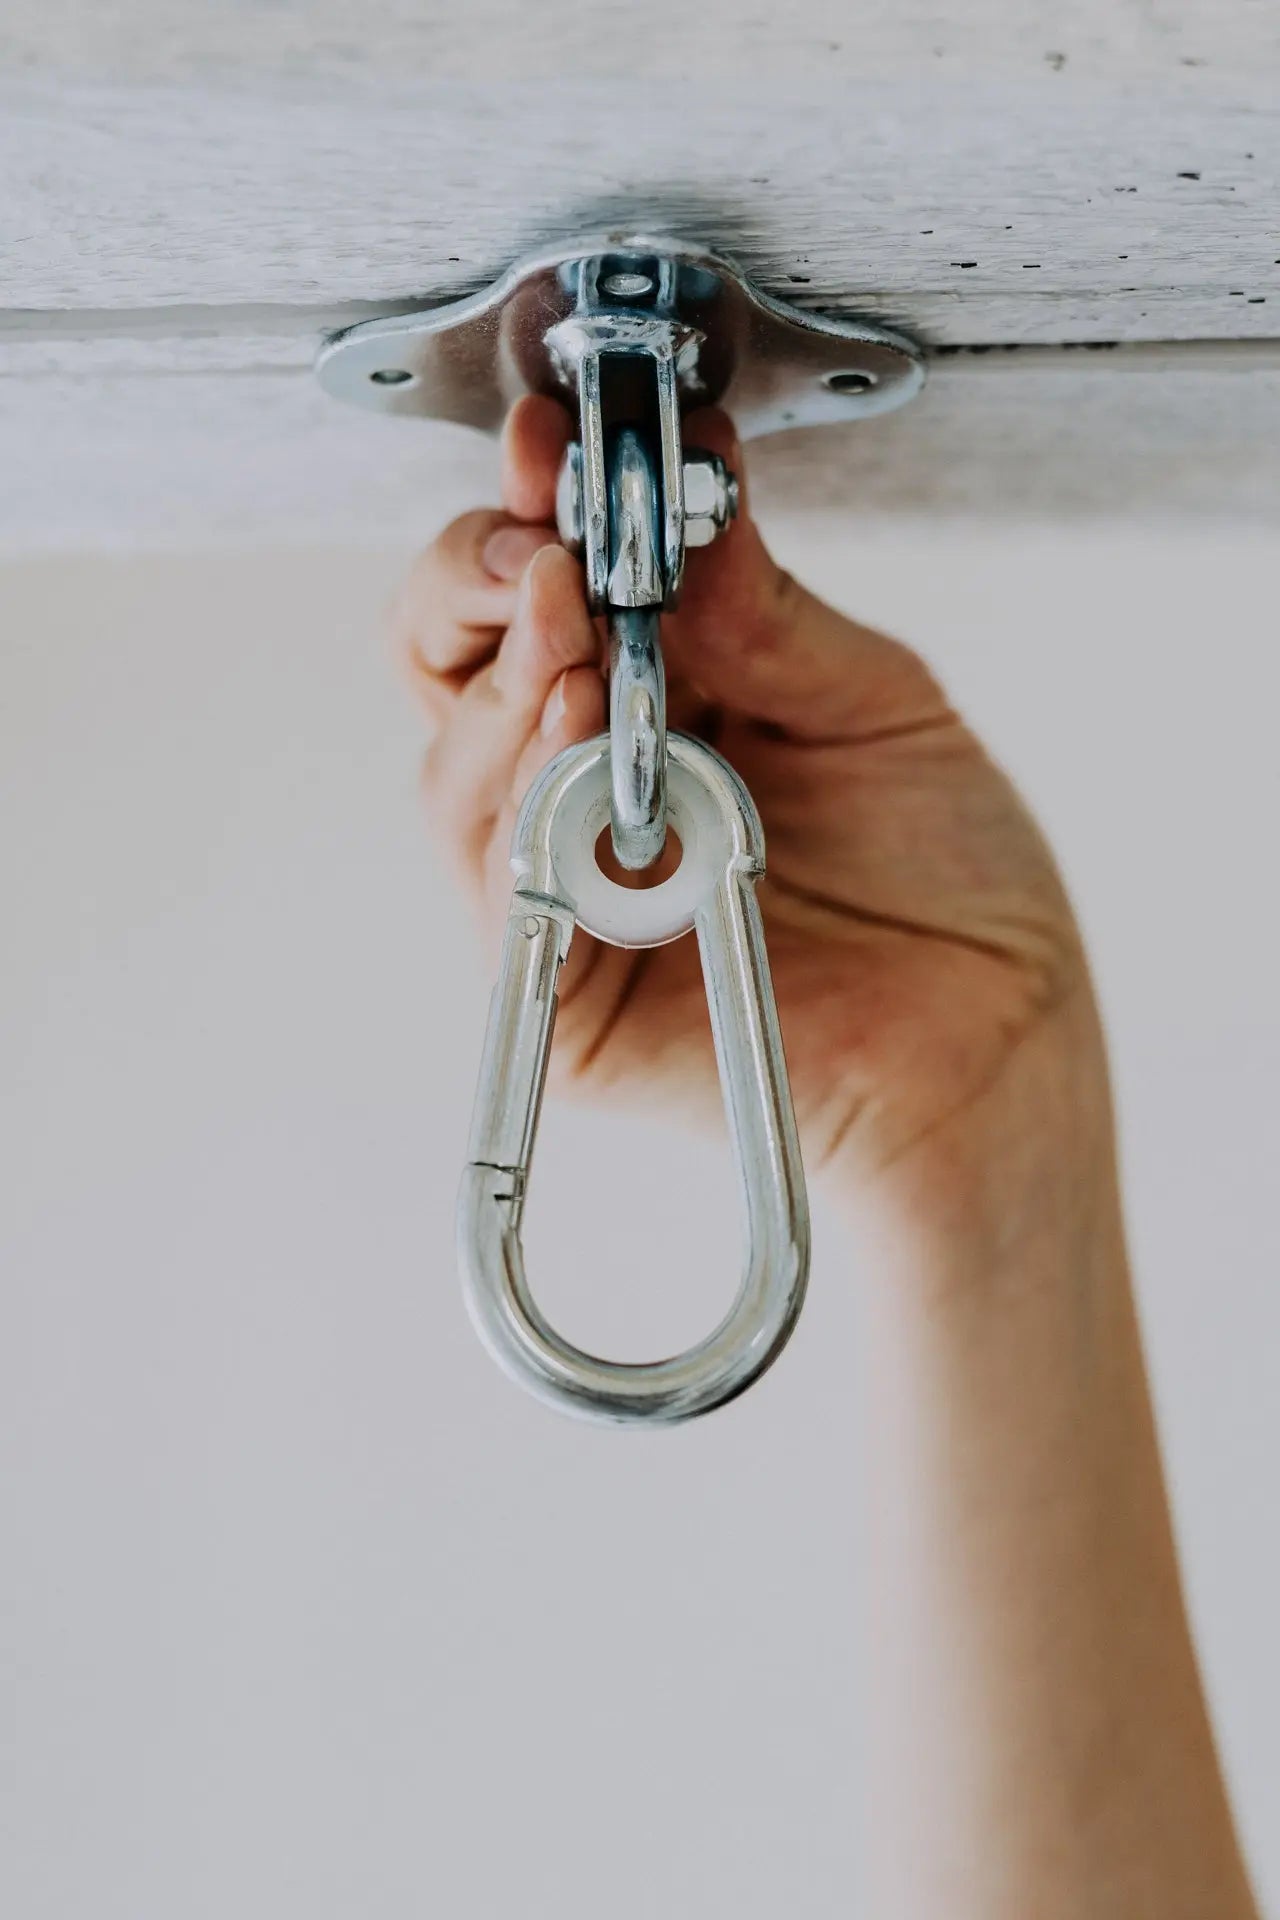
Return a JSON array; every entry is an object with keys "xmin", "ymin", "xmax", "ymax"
[
  {"xmin": 604, "ymin": 428, "xmax": 663, "ymax": 609},
  {"xmin": 682, "ymin": 451, "xmax": 739, "ymax": 547},
  {"xmin": 314, "ymin": 234, "xmax": 926, "ymax": 437},
  {"xmin": 319, "ymin": 236, "xmax": 923, "ymax": 875},
  {"xmin": 608, "ymin": 608, "xmax": 666, "ymax": 870},
  {"xmin": 603, "ymin": 429, "xmax": 665, "ymax": 869},
  {"xmin": 557, "ymin": 447, "xmax": 739, "ymax": 560},
  {"xmin": 459, "ymin": 732, "xmax": 811, "ymax": 1425}
]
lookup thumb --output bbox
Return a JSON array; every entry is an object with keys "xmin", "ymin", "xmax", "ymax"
[{"xmin": 667, "ymin": 410, "xmax": 944, "ymax": 738}]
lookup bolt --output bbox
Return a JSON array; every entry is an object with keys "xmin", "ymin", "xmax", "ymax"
[
  {"xmin": 600, "ymin": 271, "xmax": 655, "ymax": 300},
  {"xmin": 554, "ymin": 441, "xmax": 739, "ymax": 559}
]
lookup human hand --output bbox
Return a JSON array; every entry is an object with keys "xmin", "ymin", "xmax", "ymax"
[{"xmin": 395, "ymin": 396, "xmax": 1106, "ymax": 1220}]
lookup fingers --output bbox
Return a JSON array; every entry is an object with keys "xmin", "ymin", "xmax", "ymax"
[
  {"xmin": 509, "ymin": 661, "xmax": 606, "ymax": 802},
  {"xmin": 404, "ymin": 385, "xmax": 944, "ymax": 874},
  {"xmin": 421, "ymin": 545, "xmax": 601, "ymax": 875},
  {"xmin": 668, "ymin": 410, "xmax": 947, "ymax": 737},
  {"xmin": 394, "ymin": 396, "xmax": 575, "ymax": 723},
  {"xmin": 501, "ymin": 393, "xmax": 574, "ymax": 521},
  {"xmin": 393, "ymin": 506, "xmax": 561, "ymax": 699}
]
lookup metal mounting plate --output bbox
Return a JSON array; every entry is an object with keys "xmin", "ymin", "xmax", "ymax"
[{"xmin": 314, "ymin": 234, "xmax": 925, "ymax": 438}]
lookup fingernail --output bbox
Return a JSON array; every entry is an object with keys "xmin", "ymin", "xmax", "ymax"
[
  {"xmin": 540, "ymin": 672, "xmax": 568, "ymax": 737},
  {"xmin": 483, "ymin": 524, "xmax": 552, "ymax": 582}
]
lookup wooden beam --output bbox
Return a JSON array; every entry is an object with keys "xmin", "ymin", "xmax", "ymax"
[
  {"xmin": 4, "ymin": 0, "xmax": 1279, "ymax": 337},
  {"xmin": 2, "ymin": 1, "xmax": 1278, "ymax": 544}
]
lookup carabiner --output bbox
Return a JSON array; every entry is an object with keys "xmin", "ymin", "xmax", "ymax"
[{"xmin": 458, "ymin": 731, "xmax": 810, "ymax": 1425}]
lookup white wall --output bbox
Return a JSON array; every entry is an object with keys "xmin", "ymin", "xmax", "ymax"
[{"xmin": 3, "ymin": 515, "xmax": 1278, "ymax": 1917}]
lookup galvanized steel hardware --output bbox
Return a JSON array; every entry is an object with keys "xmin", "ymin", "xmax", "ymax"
[
  {"xmin": 314, "ymin": 232, "xmax": 925, "ymax": 437},
  {"xmin": 554, "ymin": 407, "xmax": 738, "ymax": 866},
  {"xmin": 459, "ymin": 732, "xmax": 810, "ymax": 1425},
  {"xmin": 545, "ymin": 258, "xmax": 741, "ymax": 868},
  {"xmin": 317, "ymin": 233, "xmax": 924, "ymax": 871},
  {"xmin": 315, "ymin": 236, "xmax": 917, "ymax": 1420},
  {"xmin": 317, "ymin": 233, "xmax": 922, "ymax": 864}
]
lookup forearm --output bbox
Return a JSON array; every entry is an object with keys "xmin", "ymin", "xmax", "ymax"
[{"xmin": 838, "ymin": 1002, "xmax": 1258, "ymax": 1919}]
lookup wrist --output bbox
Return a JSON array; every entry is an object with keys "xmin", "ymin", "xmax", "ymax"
[{"xmin": 817, "ymin": 981, "xmax": 1125, "ymax": 1303}]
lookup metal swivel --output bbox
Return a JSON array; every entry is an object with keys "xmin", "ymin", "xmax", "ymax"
[{"xmin": 547, "ymin": 254, "xmax": 739, "ymax": 869}]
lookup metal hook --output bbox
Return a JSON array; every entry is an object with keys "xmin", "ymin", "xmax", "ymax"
[
  {"xmin": 603, "ymin": 427, "xmax": 667, "ymax": 869},
  {"xmin": 558, "ymin": 425, "xmax": 737, "ymax": 870},
  {"xmin": 458, "ymin": 732, "xmax": 811, "ymax": 1425},
  {"xmin": 608, "ymin": 606, "xmax": 666, "ymax": 869},
  {"xmin": 548, "ymin": 259, "xmax": 739, "ymax": 870}
]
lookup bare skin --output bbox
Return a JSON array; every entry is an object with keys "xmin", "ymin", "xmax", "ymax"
[{"xmin": 395, "ymin": 395, "xmax": 1260, "ymax": 1918}]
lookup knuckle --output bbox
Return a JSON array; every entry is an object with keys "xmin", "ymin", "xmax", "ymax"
[
  {"xmin": 763, "ymin": 565, "xmax": 808, "ymax": 645},
  {"xmin": 526, "ymin": 552, "xmax": 594, "ymax": 666},
  {"xmin": 410, "ymin": 508, "xmax": 504, "ymax": 602},
  {"xmin": 442, "ymin": 505, "xmax": 506, "ymax": 557}
]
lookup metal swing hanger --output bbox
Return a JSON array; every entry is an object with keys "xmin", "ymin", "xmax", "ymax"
[
  {"xmin": 317, "ymin": 237, "xmax": 924, "ymax": 1423},
  {"xmin": 547, "ymin": 249, "xmax": 742, "ymax": 869},
  {"xmin": 320, "ymin": 234, "xmax": 921, "ymax": 860},
  {"xmin": 318, "ymin": 233, "xmax": 923, "ymax": 867}
]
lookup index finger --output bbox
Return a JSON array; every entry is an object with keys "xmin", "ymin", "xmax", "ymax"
[{"xmin": 501, "ymin": 394, "xmax": 575, "ymax": 522}]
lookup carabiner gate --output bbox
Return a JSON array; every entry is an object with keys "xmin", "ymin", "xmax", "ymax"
[{"xmin": 458, "ymin": 732, "xmax": 810, "ymax": 1425}]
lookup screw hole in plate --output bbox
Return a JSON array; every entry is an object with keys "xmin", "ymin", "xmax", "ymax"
[{"xmin": 823, "ymin": 369, "xmax": 878, "ymax": 396}]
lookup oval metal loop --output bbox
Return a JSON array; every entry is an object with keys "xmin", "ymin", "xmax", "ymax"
[{"xmin": 458, "ymin": 732, "xmax": 810, "ymax": 1425}]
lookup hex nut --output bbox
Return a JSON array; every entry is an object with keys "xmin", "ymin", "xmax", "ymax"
[{"xmin": 683, "ymin": 452, "xmax": 739, "ymax": 546}]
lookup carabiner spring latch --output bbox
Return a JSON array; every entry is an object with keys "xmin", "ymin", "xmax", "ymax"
[{"xmin": 459, "ymin": 732, "xmax": 809, "ymax": 1424}]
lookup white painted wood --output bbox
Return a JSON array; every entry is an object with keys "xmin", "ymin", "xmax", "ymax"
[
  {"xmin": 1, "ymin": 0, "xmax": 1278, "ymax": 543},
  {"xmin": 4, "ymin": 0, "xmax": 1276, "ymax": 82},
  {"xmin": 3, "ymin": 0, "xmax": 1279, "ymax": 335},
  {"xmin": 3, "ymin": 74, "xmax": 1277, "ymax": 338}
]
